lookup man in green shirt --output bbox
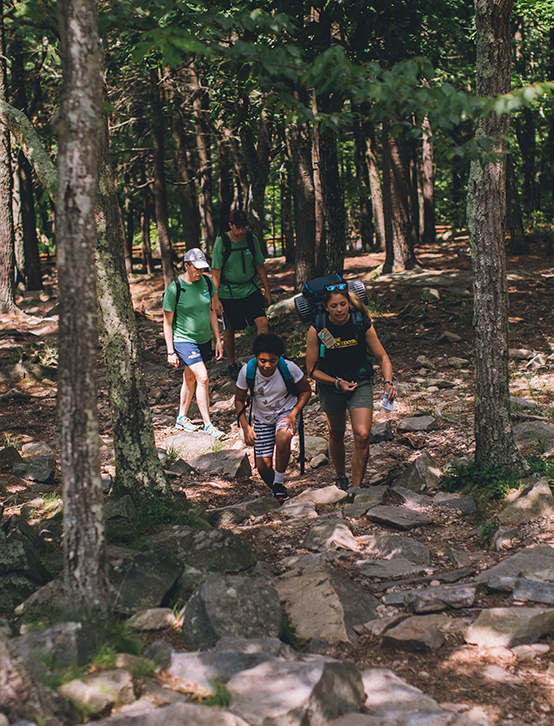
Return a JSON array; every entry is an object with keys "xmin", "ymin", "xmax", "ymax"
[{"xmin": 212, "ymin": 210, "xmax": 272, "ymax": 381}]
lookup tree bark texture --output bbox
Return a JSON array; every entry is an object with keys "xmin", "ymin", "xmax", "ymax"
[
  {"xmin": 515, "ymin": 107, "xmax": 538, "ymax": 212},
  {"xmin": 290, "ymin": 112, "xmax": 317, "ymax": 291},
  {"xmin": 56, "ymin": 0, "xmax": 109, "ymax": 618},
  {"xmin": 352, "ymin": 113, "xmax": 373, "ymax": 251},
  {"xmin": 96, "ymin": 121, "xmax": 172, "ymax": 502},
  {"xmin": 316, "ymin": 95, "xmax": 346, "ymax": 275},
  {"xmin": 467, "ymin": 0, "xmax": 521, "ymax": 470},
  {"xmin": 17, "ymin": 151, "xmax": 42, "ymax": 289},
  {"xmin": 191, "ymin": 65, "xmax": 215, "ymax": 252},
  {"xmin": 280, "ymin": 154, "xmax": 295, "ymax": 264},
  {"xmin": 0, "ymin": 2, "xmax": 16, "ymax": 313},
  {"xmin": 0, "ymin": 632, "xmax": 75, "ymax": 726},
  {"xmin": 366, "ymin": 123, "xmax": 385, "ymax": 252},
  {"xmin": 420, "ymin": 116, "xmax": 436, "ymax": 245},
  {"xmin": 382, "ymin": 126, "xmax": 417, "ymax": 272},
  {"xmin": 217, "ymin": 136, "xmax": 234, "ymax": 237},
  {"xmin": 12, "ymin": 36, "xmax": 42, "ymax": 289},
  {"xmin": 241, "ymin": 108, "xmax": 272, "ymax": 255},
  {"xmin": 506, "ymin": 150, "xmax": 527, "ymax": 254},
  {"xmin": 150, "ymin": 69, "xmax": 174, "ymax": 288},
  {"xmin": 171, "ymin": 106, "xmax": 200, "ymax": 248}
]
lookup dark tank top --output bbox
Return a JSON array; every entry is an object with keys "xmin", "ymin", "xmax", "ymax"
[{"xmin": 315, "ymin": 313, "xmax": 372, "ymax": 380}]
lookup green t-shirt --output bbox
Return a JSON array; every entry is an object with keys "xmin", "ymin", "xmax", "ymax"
[
  {"xmin": 211, "ymin": 232, "xmax": 265, "ymax": 299},
  {"xmin": 162, "ymin": 275, "xmax": 215, "ymax": 344}
]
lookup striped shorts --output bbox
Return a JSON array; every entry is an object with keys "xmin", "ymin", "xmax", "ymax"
[{"xmin": 253, "ymin": 409, "xmax": 294, "ymax": 459}]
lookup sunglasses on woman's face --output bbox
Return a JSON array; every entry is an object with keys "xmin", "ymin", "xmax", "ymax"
[{"xmin": 325, "ymin": 283, "xmax": 347, "ymax": 292}]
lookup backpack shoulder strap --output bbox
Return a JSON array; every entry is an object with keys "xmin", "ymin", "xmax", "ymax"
[
  {"xmin": 246, "ymin": 230, "xmax": 256, "ymax": 257},
  {"xmin": 171, "ymin": 278, "xmax": 182, "ymax": 327},
  {"xmin": 278, "ymin": 357, "xmax": 300, "ymax": 397},
  {"xmin": 202, "ymin": 274, "xmax": 213, "ymax": 297},
  {"xmin": 237, "ymin": 357, "xmax": 257, "ymax": 425}
]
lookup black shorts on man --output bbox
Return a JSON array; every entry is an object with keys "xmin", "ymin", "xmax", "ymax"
[{"xmin": 221, "ymin": 289, "xmax": 267, "ymax": 332}]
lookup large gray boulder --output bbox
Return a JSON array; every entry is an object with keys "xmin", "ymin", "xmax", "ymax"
[
  {"xmin": 465, "ymin": 607, "xmax": 554, "ymax": 648},
  {"xmin": 391, "ymin": 452, "xmax": 441, "ymax": 492},
  {"xmin": 273, "ymin": 565, "xmax": 379, "ymax": 644},
  {"xmin": 227, "ymin": 657, "xmax": 365, "ymax": 726},
  {"xmin": 365, "ymin": 506, "xmax": 433, "ymax": 531},
  {"xmin": 93, "ymin": 702, "xmax": 250, "ymax": 726},
  {"xmin": 0, "ymin": 516, "xmax": 50, "ymax": 605},
  {"xmin": 163, "ymin": 431, "xmax": 217, "ymax": 460},
  {"xmin": 14, "ymin": 622, "xmax": 107, "ymax": 671},
  {"xmin": 108, "ymin": 549, "xmax": 183, "ymax": 616},
  {"xmin": 512, "ymin": 421, "xmax": 554, "ymax": 455},
  {"xmin": 207, "ymin": 496, "xmax": 278, "ymax": 527},
  {"xmin": 177, "ymin": 529, "xmax": 257, "ymax": 573},
  {"xmin": 361, "ymin": 534, "xmax": 432, "ymax": 565},
  {"xmin": 497, "ymin": 477, "xmax": 554, "ymax": 525},
  {"xmin": 475, "ymin": 545, "xmax": 554, "ymax": 584},
  {"xmin": 189, "ymin": 450, "xmax": 252, "ymax": 479},
  {"xmin": 302, "ymin": 520, "xmax": 360, "ymax": 552},
  {"xmin": 182, "ymin": 573, "xmax": 283, "ymax": 649},
  {"xmin": 396, "ymin": 416, "xmax": 437, "ymax": 434},
  {"xmin": 168, "ymin": 650, "xmax": 277, "ymax": 696}
]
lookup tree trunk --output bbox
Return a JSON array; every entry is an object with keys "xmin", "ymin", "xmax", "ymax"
[
  {"xmin": 141, "ymin": 177, "xmax": 154, "ymax": 274},
  {"xmin": 290, "ymin": 107, "xmax": 317, "ymax": 291},
  {"xmin": 515, "ymin": 107, "xmax": 538, "ymax": 212},
  {"xmin": 352, "ymin": 113, "xmax": 373, "ymax": 251},
  {"xmin": 241, "ymin": 107, "xmax": 272, "ymax": 255},
  {"xmin": 18, "ymin": 151, "xmax": 42, "ymax": 289},
  {"xmin": 122, "ymin": 173, "xmax": 134, "ymax": 274},
  {"xmin": 366, "ymin": 123, "xmax": 385, "ymax": 252},
  {"xmin": 150, "ymin": 69, "xmax": 174, "ymax": 288},
  {"xmin": 0, "ymin": 1, "xmax": 16, "ymax": 313},
  {"xmin": 506, "ymin": 150, "xmax": 527, "ymax": 255},
  {"xmin": 382, "ymin": 125, "xmax": 417, "ymax": 272},
  {"xmin": 217, "ymin": 135, "xmax": 234, "ymax": 237},
  {"xmin": 317, "ymin": 94, "xmax": 346, "ymax": 275},
  {"xmin": 56, "ymin": 0, "xmax": 109, "ymax": 618},
  {"xmin": 310, "ymin": 104, "xmax": 326, "ymax": 273},
  {"xmin": 96, "ymin": 120, "xmax": 172, "ymax": 502},
  {"xmin": 191, "ymin": 64, "xmax": 215, "ymax": 252},
  {"xmin": 0, "ymin": 632, "xmax": 75, "ymax": 726},
  {"xmin": 420, "ymin": 116, "xmax": 436, "ymax": 245},
  {"xmin": 170, "ymin": 106, "xmax": 200, "ymax": 249},
  {"xmin": 467, "ymin": 0, "xmax": 521, "ymax": 471},
  {"xmin": 12, "ymin": 35, "xmax": 42, "ymax": 290},
  {"xmin": 280, "ymin": 151, "xmax": 295, "ymax": 264}
]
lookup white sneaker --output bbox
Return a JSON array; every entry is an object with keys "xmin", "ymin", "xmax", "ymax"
[
  {"xmin": 204, "ymin": 423, "xmax": 225, "ymax": 439},
  {"xmin": 175, "ymin": 415, "xmax": 198, "ymax": 432}
]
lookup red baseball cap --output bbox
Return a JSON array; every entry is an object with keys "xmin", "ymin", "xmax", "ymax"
[{"xmin": 229, "ymin": 209, "xmax": 248, "ymax": 227}]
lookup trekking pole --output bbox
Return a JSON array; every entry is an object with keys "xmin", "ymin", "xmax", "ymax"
[{"xmin": 298, "ymin": 411, "xmax": 305, "ymax": 475}]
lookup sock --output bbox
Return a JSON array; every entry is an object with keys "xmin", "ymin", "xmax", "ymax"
[{"xmin": 273, "ymin": 470, "xmax": 285, "ymax": 486}]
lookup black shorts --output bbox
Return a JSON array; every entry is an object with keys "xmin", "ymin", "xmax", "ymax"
[{"xmin": 221, "ymin": 289, "xmax": 266, "ymax": 332}]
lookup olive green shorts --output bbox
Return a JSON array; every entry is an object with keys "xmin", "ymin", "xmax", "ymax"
[{"xmin": 318, "ymin": 380, "xmax": 374, "ymax": 415}]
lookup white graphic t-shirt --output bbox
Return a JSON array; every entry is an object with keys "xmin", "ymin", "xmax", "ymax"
[{"xmin": 236, "ymin": 360, "xmax": 304, "ymax": 424}]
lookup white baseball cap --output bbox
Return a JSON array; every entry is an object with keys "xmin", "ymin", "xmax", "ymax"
[{"xmin": 184, "ymin": 248, "xmax": 209, "ymax": 269}]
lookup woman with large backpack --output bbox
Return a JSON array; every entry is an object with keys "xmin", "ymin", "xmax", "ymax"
[
  {"xmin": 162, "ymin": 248, "xmax": 225, "ymax": 439},
  {"xmin": 305, "ymin": 282, "xmax": 396, "ymax": 490}
]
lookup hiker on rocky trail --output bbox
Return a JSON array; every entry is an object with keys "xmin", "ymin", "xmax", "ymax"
[
  {"xmin": 211, "ymin": 209, "xmax": 273, "ymax": 382},
  {"xmin": 162, "ymin": 248, "xmax": 226, "ymax": 439},
  {"xmin": 235, "ymin": 333, "xmax": 311, "ymax": 504},
  {"xmin": 305, "ymin": 282, "xmax": 396, "ymax": 490}
]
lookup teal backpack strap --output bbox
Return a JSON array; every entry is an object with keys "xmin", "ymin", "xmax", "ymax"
[
  {"xmin": 236, "ymin": 358, "xmax": 257, "ymax": 425},
  {"xmin": 277, "ymin": 357, "xmax": 299, "ymax": 397}
]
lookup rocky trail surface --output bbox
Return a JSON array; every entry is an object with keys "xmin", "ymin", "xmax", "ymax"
[{"xmin": 1, "ymin": 236, "xmax": 554, "ymax": 726}]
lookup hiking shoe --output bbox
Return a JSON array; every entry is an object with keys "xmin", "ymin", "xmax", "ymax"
[
  {"xmin": 272, "ymin": 483, "xmax": 289, "ymax": 505},
  {"xmin": 228, "ymin": 362, "xmax": 241, "ymax": 381},
  {"xmin": 335, "ymin": 474, "xmax": 349, "ymax": 491},
  {"xmin": 204, "ymin": 422, "xmax": 226, "ymax": 439},
  {"xmin": 175, "ymin": 415, "xmax": 198, "ymax": 432}
]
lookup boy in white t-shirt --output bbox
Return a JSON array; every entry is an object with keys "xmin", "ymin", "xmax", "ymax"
[{"xmin": 235, "ymin": 334, "xmax": 311, "ymax": 503}]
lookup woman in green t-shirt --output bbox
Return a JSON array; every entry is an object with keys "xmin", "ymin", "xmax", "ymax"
[{"xmin": 162, "ymin": 248, "xmax": 225, "ymax": 438}]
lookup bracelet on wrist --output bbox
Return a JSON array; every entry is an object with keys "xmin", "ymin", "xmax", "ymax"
[
  {"xmin": 384, "ymin": 380, "xmax": 393, "ymax": 385},
  {"xmin": 335, "ymin": 377, "xmax": 342, "ymax": 390},
  {"xmin": 168, "ymin": 351, "xmax": 176, "ymax": 356}
]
